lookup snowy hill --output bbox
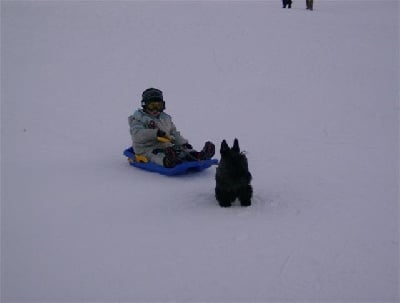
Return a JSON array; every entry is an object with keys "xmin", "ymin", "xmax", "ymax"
[{"xmin": 1, "ymin": 1, "xmax": 399, "ymax": 302}]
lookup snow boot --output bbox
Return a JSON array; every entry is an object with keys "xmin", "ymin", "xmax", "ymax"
[
  {"xmin": 199, "ymin": 141, "xmax": 215, "ymax": 160},
  {"xmin": 163, "ymin": 147, "xmax": 182, "ymax": 168},
  {"xmin": 185, "ymin": 142, "xmax": 215, "ymax": 161}
]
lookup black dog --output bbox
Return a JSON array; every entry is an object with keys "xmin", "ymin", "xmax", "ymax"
[{"xmin": 215, "ymin": 139, "xmax": 253, "ymax": 207}]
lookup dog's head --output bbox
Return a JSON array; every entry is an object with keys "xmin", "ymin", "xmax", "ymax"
[
  {"xmin": 219, "ymin": 138, "xmax": 249, "ymax": 173},
  {"xmin": 220, "ymin": 138, "xmax": 241, "ymax": 156}
]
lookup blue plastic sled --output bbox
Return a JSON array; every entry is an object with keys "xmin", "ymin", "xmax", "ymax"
[{"xmin": 123, "ymin": 147, "xmax": 218, "ymax": 176}]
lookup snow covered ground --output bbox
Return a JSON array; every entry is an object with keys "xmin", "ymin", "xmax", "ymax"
[{"xmin": 1, "ymin": 0, "xmax": 399, "ymax": 302}]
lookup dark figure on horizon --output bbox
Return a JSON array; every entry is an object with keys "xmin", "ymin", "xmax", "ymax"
[
  {"xmin": 282, "ymin": 0, "xmax": 292, "ymax": 8},
  {"xmin": 306, "ymin": 0, "xmax": 313, "ymax": 10}
]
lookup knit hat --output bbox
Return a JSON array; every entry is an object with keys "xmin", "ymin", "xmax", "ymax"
[{"xmin": 141, "ymin": 88, "xmax": 164, "ymax": 107}]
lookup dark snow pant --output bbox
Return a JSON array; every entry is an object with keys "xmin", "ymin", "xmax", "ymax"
[
  {"xmin": 282, "ymin": 0, "xmax": 292, "ymax": 8},
  {"xmin": 306, "ymin": 0, "xmax": 313, "ymax": 10}
]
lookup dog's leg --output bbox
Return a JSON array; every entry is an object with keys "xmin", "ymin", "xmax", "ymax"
[
  {"xmin": 238, "ymin": 185, "xmax": 253, "ymax": 207},
  {"xmin": 215, "ymin": 187, "xmax": 235, "ymax": 208}
]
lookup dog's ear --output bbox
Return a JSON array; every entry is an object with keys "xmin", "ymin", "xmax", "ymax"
[
  {"xmin": 232, "ymin": 138, "xmax": 240, "ymax": 153},
  {"xmin": 220, "ymin": 140, "xmax": 230, "ymax": 154}
]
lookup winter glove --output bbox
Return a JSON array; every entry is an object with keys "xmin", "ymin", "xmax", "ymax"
[
  {"xmin": 156, "ymin": 129, "xmax": 171, "ymax": 143},
  {"xmin": 157, "ymin": 129, "xmax": 166, "ymax": 137}
]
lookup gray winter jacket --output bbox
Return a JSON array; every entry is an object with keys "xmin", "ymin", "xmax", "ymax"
[{"xmin": 128, "ymin": 109, "xmax": 188, "ymax": 165}]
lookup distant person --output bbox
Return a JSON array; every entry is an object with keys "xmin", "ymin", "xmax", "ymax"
[
  {"xmin": 128, "ymin": 88, "xmax": 215, "ymax": 168},
  {"xmin": 306, "ymin": 0, "xmax": 313, "ymax": 10},
  {"xmin": 282, "ymin": 0, "xmax": 292, "ymax": 8}
]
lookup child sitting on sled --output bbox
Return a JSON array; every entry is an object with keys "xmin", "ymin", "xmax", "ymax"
[{"xmin": 128, "ymin": 88, "xmax": 215, "ymax": 168}]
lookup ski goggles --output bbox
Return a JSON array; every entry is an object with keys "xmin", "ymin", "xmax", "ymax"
[{"xmin": 146, "ymin": 101, "xmax": 164, "ymax": 111}]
